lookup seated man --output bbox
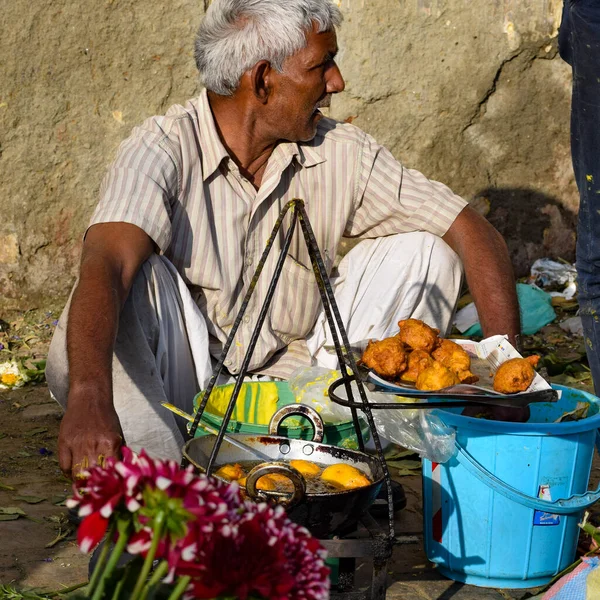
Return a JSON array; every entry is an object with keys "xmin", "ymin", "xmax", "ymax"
[{"xmin": 47, "ymin": 0, "xmax": 520, "ymax": 478}]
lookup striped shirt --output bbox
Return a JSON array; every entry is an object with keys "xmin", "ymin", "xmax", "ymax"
[{"xmin": 91, "ymin": 89, "xmax": 467, "ymax": 379}]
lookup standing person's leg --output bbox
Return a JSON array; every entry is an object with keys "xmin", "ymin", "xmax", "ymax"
[
  {"xmin": 46, "ymin": 255, "xmax": 213, "ymax": 462},
  {"xmin": 306, "ymin": 232, "xmax": 463, "ymax": 369},
  {"xmin": 560, "ymin": 0, "xmax": 600, "ymax": 389}
]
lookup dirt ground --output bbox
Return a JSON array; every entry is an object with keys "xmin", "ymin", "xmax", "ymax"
[
  {"xmin": 0, "ymin": 302, "xmax": 598, "ymax": 598},
  {"xmin": 2, "ymin": 382, "xmax": 599, "ymax": 600}
]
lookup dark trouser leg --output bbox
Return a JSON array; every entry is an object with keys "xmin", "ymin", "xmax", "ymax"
[{"xmin": 560, "ymin": 1, "xmax": 600, "ymax": 390}]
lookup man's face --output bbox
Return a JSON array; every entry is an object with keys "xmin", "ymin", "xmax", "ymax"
[{"xmin": 267, "ymin": 24, "xmax": 345, "ymax": 142}]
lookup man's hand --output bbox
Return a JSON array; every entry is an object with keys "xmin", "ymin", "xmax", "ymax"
[{"xmin": 58, "ymin": 396, "xmax": 123, "ymax": 479}]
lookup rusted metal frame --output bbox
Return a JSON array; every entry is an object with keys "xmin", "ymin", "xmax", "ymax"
[
  {"xmin": 293, "ymin": 202, "xmax": 364, "ymax": 452},
  {"xmin": 188, "ymin": 199, "xmax": 297, "ymax": 442},
  {"xmin": 296, "ymin": 202, "xmax": 396, "ymax": 542}
]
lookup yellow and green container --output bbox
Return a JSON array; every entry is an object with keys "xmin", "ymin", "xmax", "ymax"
[{"xmin": 189, "ymin": 381, "xmax": 370, "ymax": 451}]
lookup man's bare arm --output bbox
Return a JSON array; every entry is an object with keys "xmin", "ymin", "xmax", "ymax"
[
  {"xmin": 58, "ymin": 222, "xmax": 154, "ymax": 478},
  {"xmin": 442, "ymin": 205, "xmax": 520, "ymax": 345}
]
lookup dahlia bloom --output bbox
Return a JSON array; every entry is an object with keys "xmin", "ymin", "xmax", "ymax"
[{"xmin": 68, "ymin": 447, "xmax": 330, "ymax": 600}]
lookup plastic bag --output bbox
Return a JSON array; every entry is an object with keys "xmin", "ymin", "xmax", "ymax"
[
  {"xmin": 541, "ymin": 556, "xmax": 599, "ymax": 599},
  {"xmin": 288, "ymin": 366, "xmax": 354, "ymax": 424},
  {"xmin": 454, "ymin": 283, "xmax": 556, "ymax": 337},
  {"xmin": 288, "ymin": 366, "xmax": 456, "ymax": 463}
]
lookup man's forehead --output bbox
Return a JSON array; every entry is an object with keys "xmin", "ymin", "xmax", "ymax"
[{"xmin": 298, "ymin": 27, "xmax": 338, "ymax": 61}]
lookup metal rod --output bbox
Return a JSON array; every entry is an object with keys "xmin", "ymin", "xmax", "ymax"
[
  {"xmin": 292, "ymin": 203, "xmax": 364, "ymax": 452},
  {"xmin": 295, "ymin": 203, "xmax": 396, "ymax": 541},
  {"xmin": 327, "ymin": 376, "xmax": 557, "ymax": 409},
  {"xmin": 188, "ymin": 199, "xmax": 296, "ymax": 440},
  {"xmin": 205, "ymin": 206, "xmax": 299, "ymax": 474}
]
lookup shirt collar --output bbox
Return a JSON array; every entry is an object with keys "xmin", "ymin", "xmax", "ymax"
[
  {"xmin": 196, "ymin": 89, "xmax": 327, "ymax": 181},
  {"xmin": 197, "ymin": 89, "xmax": 230, "ymax": 182}
]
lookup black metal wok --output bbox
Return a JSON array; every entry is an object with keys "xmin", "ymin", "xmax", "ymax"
[{"xmin": 182, "ymin": 405, "xmax": 385, "ymax": 538}]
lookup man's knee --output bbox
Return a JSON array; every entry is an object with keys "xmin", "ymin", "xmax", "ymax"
[{"xmin": 46, "ymin": 304, "xmax": 70, "ymax": 410}]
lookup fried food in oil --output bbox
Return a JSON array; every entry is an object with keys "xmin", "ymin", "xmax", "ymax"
[
  {"xmin": 238, "ymin": 473, "xmax": 293, "ymax": 492},
  {"xmin": 361, "ymin": 336, "xmax": 408, "ymax": 379},
  {"xmin": 415, "ymin": 361, "xmax": 460, "ymax": 391},
  {"xmin": 493, "ymin": 356, "xmax": 540, "ymax": 394},
  {"xmin": 215, "ymin": 463, "xmax": 245, "ymax": 481},
  {"xmin": 320, "ymin": 464, "xmax": 371, "ymax": 490},
  {"xmin": 290, "ymin": 459, "xmax": 321, "ymax": 476},
  {"xmin": 432, "ymin": 338, "xmax": 479, "ymax": 385},
  {"xmin": 401, "ymin": 349, "xmax": 434, "ymax": 383},
  {"xmin": 397, "ymin": 318, "xmax": 439, "ymax": 353}
]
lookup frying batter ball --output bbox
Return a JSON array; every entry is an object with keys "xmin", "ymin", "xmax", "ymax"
[
  {"xmin": 215, "ymin": 463, "xmax": 245, "ymax": 481},
  {"xmin": 290, "ymin": 459, "xmax": 321, "ymax": 476},
  {"xmin": 321, "ymin": 464, "xmax": 371, "ymax": 490},
  {"xmin": 397, "ymin": 318, "xmax": 439, "ymax": 353},
  {"xmin": 493, "ymin": 356, "xmax": 540, "ymax": 394},
  {"xmin": 361, "ymin": 336, "xmax": 408, "ymax": 379},
  {"xmin": 415, "ymin": 361, "xmax": 460, "ymax": 391}
]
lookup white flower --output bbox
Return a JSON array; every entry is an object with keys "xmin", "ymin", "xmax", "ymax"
[{"xmin": 0, "ymin": 361, "xmax": 28, "ymax": 389}]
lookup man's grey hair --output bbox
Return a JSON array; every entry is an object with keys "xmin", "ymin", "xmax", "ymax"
[{"xmin": 195, "ymin": 0, "xmax": 343, "ymax": 96}]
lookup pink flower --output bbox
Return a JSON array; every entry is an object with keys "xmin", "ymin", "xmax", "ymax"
[
  {"xmin": 177, "ymin": 502, "xmax": 330, "ymax": 600},
  {"xmin": 77, "ymin": 511, "xmax": 110, "ymax": 554}
]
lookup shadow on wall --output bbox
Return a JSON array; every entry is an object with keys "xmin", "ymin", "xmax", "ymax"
[{"xmin": 474, "ymin": 187, "xmax": 577, "ymax": 278}]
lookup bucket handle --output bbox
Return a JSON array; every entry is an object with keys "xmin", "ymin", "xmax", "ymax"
[{"xmin": 453, "ymin": 430, "xmax": 600, "ymax": 515}]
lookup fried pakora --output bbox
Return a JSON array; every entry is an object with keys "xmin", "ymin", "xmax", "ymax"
[
  {"xmin": 432, "ymin": 338, "xmax": 479, "ymax": 385},
  {"xmin": 415, "ymin": 361, "xmax": 460, "ymax": 391},
  {"xmin": 320, "ymin": 464, "xmax": 371, "ymax": 490},
  {"xmin": 238, "ymin": 473, "xmax": 293, "ymax": 492},
  {"xmin": 361, "ymin": 336, "xmax": 408, "ymax": 379},
  {"xmin": 493, "ymin": 356, "xmax": 540, "ymax": 394},
  {"xmin": 397, "ymin": 318, "xmax": 439, "ymax": 353},
  {"xmin": 290, "ymin": 459, "xmax": 321, "ymax": 476},
  {"xmin": 215, "ymin": 463, "xmax": 245, "ymax": 481},
  {"xmin": 400, "ymin": 349, "xmax": 435, "ymax": 383}
]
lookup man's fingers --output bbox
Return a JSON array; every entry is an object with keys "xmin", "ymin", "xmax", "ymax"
[{"xmin": 58, "ymin": 443, "xmax": 73, "ymax": 479}]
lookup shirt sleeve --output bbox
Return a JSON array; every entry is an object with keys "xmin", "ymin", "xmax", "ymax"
[
  {"xmin": 88, "ymin": 119, "xmax": 180, "ymax": 252},
  {"xmin": 344, "ymin": 131, "xmax": 468, "ymax": 239}
]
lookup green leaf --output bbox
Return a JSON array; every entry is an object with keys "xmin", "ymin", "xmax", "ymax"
[
  {"xmin": 25, "ymin": 427, "xmax": 48, "ymax": 437},
  {"xmin": 14, "ymin": 495, "xmax": 46, "ymax": 504},
  {"xmin": 0, "ymin": 513, "xmax": 21, "ymax": 521},
  {"xmin": 393, "ymin": 468, "xmax": 421, "ymax": 477},
  {"xmin": 0, "ymin": 506, "xmax": 27, "ymax": 515},
  {"xmin": 0, "ymin": 432, "xmax": 7, "ymax": 440},
  {"xmin": 387, "ymin": 459, "xmax": 421, "ymax": 470},
  {"xmin": 0, "ymin": 481, "xmax": 15, "ymax": 491},
  {"xmin": 18, "ymin": 450, "xmax": 32, "ymax": 457},
  {"xmin": 384, "ymin": 449, "xmax": 417, "ymax": 461}
]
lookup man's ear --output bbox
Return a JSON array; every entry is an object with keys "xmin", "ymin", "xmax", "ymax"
[{"xmin": 249, "ymin": 60, "xmax": 272, "ymax": 104}]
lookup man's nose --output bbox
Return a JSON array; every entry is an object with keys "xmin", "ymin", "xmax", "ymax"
[{"xmin": 327, "ymin": 62, "xmax": 345, "ymax": 94}]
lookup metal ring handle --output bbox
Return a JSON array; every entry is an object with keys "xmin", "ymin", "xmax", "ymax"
[
  {"xmin": 245, "ymin": 462, "xmax": 306, "ymax": 509},
  {"xmin": 268, "ymin": 404, "xmax": 325, "ymax": 443}
]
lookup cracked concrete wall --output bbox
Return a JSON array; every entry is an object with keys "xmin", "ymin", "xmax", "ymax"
[{"xmin": 0, "ymin": 0, "xmax": 576, "ymax": 310}]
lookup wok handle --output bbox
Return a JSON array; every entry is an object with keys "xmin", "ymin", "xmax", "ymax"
[
  {"xmin": 246, "ymin": 462, "xmax": 306, "ymax": 509},
  {"xmin": 268, "ymin": 404, "xmax": 325, "ymax": 443}
]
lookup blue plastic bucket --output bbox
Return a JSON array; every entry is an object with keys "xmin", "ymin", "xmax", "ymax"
[{"xmin": 422, "ymin": 385, "xmax": 600, "ymax": 588}]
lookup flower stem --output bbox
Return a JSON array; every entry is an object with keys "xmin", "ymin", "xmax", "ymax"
[
  {"xmin": 138, "ymin": 560, "xmax": 168, "ymax": 600},
  {"xmin": 88, "ymin": 521, "xmax": 117, "ymax": 596},
  {"xmin": 131, "ymin": 512, "xmax": 165, "ymax": 600},
  {"xmin": 166, "ymin": 576, "xmax": 191, "ymax": 600},
  {"xmin": 91, "ymin": 518, "xmax": 131, "ymax": 600}
]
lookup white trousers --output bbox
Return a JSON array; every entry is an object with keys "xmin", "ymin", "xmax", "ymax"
[{"xmin": 46, "ymin": 232, "xmax": 462, "ymax": 461}]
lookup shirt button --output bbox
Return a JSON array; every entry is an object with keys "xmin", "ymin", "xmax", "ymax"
[
  {"xmin": 243, "ymin": 315, "xmax": 251, "ymax": 324},
  {"xmin": 245, "ymin": 257, "xmax": 253, "ymax": 267},
  {"xmin": 224, "ymin": 358, "xmax": 232, "ymax": 366}
]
